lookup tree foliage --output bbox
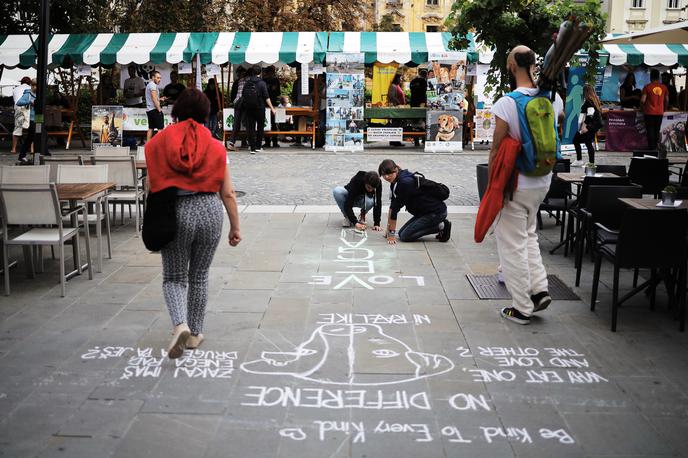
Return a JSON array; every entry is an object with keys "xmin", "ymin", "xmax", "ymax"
[
  {"xmin": 446, "ymin": 0, "xmax": 607, "ymax": 100},
  {"xmin": 372, "ymin": 14, "xmax": 398, "ymax": 32},
  {"xmin": 1, "ymin": 0, "xmax": 116, "ymax": 34}
]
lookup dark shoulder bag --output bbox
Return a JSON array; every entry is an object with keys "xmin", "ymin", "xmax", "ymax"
[{"xmin": 142, "ymin": 187, "xmax": 178, "ymax": 251}]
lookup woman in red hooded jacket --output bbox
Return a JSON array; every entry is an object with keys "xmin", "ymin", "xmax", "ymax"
[{"xmin": 145, "ymin": 88, "xmax": 242, "ymax": 358}]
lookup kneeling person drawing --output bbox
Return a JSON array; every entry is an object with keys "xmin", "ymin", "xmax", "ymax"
[
  {"xmin": 333, "ymin": 171, "xmax": 383, "ymax": 232},
  {"xmin": 378, "ymin": 159, "xmax": 451, "ymax": 245}
]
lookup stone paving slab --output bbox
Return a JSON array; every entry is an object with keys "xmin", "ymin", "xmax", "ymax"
[{"xmin": 1, "ymin": 198, "xmax": 688, "ymax": 456}]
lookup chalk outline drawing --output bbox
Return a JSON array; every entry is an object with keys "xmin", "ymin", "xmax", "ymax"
[{"xmin": 240, "ymin": 324, "xmax": 455, "ymax": 385}]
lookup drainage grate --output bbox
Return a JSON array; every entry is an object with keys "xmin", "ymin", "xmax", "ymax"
[{"xmin": 466, "ymin": 274, "xmax": 579, "ymax": 301}]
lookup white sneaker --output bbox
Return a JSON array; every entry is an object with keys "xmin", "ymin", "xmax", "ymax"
[
  {"xmin": 571, "ymin": 160, "xmax": 585, "ymax": 167},
  {"xmin": 255, "ymin": 148, "xmax": 264, "ymax": 153},
  {"xmin": 250, "ymin": 150, "xmax": 257, "ymax": 155}
]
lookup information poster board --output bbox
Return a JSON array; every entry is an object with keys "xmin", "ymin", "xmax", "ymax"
[
  {"xmin": 605, "ymin": 110, "xmax": 647, "ymax": 152},
  {"xmin": 659, "ymin": 112, "xmax": 687, "ymax": 153},
  {"xmin": 91, "ymin": 105, "xmax": 123, "ymax": 148},
  {"xmin": 425, "ymin": 52, "xmax": 467, "ymax": 152},
  {"xmin": 325, "ymin": 53, "xmax": 365, "ymax": 152},
  {"xmin": 561, "ymin": 67, "xmax": 586, "ymax": 149},
  {"xmin": 473, "ymin": 109, "xmax": 495, "ymax": 143},
  {"xmin": 222, "ymin": 108, "xmax": 271, "ymax": 132},
  {"xmin": 122, "ymin": 107, "xmax": 173, "ymax": 131}
]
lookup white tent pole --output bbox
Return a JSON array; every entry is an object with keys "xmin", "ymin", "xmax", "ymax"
[{"xmin": 196, "ymin": 53, "xmax": 202, "ymax": 91}]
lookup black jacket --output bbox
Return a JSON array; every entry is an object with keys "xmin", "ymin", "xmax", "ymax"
[
  {"xmin": 580, "ymin": 100, "xmax": 602, "ymax": 133},
  {"xmin": 389, "ymin": 169, "xmax": 447, "ymax": 219},
  {"xmin": 344, "ymin": 171, "xmax": 382, "ymax": 226}
]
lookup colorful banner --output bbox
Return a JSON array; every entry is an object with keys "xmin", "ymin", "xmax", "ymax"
[
  {"xmin": 562, "ymin": 67, "xmax": 586, "ymax": 146},
  {"xmin": 473, "ymin": 109, "xmax": 495, "ymax": 143},
  {"xmin": 222, "ymin": 108, "xmax": 272, "ymax": 131},
  {"xmin": 91, "ymin": 105, "xmax": 123, "ymax": 148},
  {"xmin": 659, "ymin": 112, "xmax": 688, "ymax": 153},
  {"xmin": 425, "ymin": 54, "xmax": 467, "ymax": 152},
  {"xmin": 325, "ymin": 53, "xmax": 365, "ymax": 152},
  {"xmin": 122, "ymin": 107, "xmax": 173, "ymax": 131},
  {"xmin": 605, "ymin": 110, "xmax": 647, "ymax": 152}
]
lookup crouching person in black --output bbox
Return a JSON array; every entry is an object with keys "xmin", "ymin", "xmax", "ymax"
[
  {"xmin": 378, "ymin": 159, "xmax": 451, "ymax": 245},
  {"xmin": 333, "ymin": 171, "xmax": 383, "ymax": 231}
]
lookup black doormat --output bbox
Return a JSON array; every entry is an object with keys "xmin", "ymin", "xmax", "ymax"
[{"xmin": 466, "ymin": 274, "xmax": 579, "ymax": 301}]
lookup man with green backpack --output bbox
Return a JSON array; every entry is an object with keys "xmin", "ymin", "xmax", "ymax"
[{"xmin": 489, "ymin": 45, "xmax": 564, "ymax": 325}]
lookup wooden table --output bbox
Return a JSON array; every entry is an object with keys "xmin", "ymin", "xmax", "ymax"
[
  {"xmin": 619, "ymin": 198, "xmax": 688, "ymax": 210},
  {"xmin": 136, "ymin": 160, "xmax": 147, "ymax": 170},
  {"xmin": 57, "ymin": 183, "xmax": 116, "ymax": 278},
  {"xmin": 556, "ymin": 172, "xmax": 619, "ymax": 184}
]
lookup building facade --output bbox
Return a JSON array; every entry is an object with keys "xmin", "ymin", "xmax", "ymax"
[
  {"xmin": 372, "ymin": 0, "xmax": 453, "ymax": 32},
  {"xmin": 607, "ymin": 0, "xmax": 686, "ymax": 33}
]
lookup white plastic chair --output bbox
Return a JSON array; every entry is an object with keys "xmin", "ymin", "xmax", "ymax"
[
  {"xmin": 41, "ymin": 156, "xmax": 83, "ymax": 183},
  {"xmin": 94, "ymin": 146, "xmax": 131, "ymax": 156},
  {"xmin": 0, "ymin": 165, "xmax": 50, "ymax": 184},
  {"xmin": 0, "ymin": 183, "xmax": 92, "ymax": 296},
  {"xmin": 57, "ymin": 164, "xmax": 112, "ymax": 272},
  {"xmin": 90, "ymin": 156, "xmax": 144, "ymax": 235},
  {"xmin": 0, "ymin": 165, "xmax": 50, "ymax": 273}
]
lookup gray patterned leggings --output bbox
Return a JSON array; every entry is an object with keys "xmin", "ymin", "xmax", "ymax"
[{"xmin": 161, "ymin": 193, "xmax": 223, "ymax": 335}]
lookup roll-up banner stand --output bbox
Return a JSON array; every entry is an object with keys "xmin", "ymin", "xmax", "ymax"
[
  {"xmin": 425, "ymin": 51, "xmax": 467, "ymax": 153},
  {"xmin": 325, "ymin": 53, "xmax": 365, "ymax": 152}
]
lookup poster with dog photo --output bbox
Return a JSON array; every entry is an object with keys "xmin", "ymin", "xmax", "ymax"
[
  {"xmin": 325, "ymin": 53, "xmax": 365, "ymax": 152},
  {"xmin": 91, "ymin": 105, "xmax": 123, "ymax": 148},
  {"xmin": 425, "ymin": 52, "xmax": 467, "ymax": 152},
  {"xmin": 426, "ymin": 110, "xmax": 463, "ymax": 152}
]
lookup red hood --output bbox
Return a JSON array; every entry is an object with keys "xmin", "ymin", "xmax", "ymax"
[{"xmin": 145, "ymin": 119, "xmax": 226, "ymax": 194}]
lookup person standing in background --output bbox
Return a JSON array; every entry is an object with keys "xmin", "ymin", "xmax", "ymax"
[
  {"xmin": 16, "ymin": 79, "xmax": 38, "ymax": 164},
  {"xmin": 262, "ymin": 66, "xmax": 281, "ymax": 148},
  {"xmin": 641, "ymin": 69, "xmax": 669, "ymax": 151},
  {"xmin": 11, "ymin": 77, "xmax": 31, "ymax": 156},
  {"xmin": 145, "ymin": 71, "xmax": 166, "ymax": 141},
  {"xmin": 163, "ymin": 71, "xmax": 186, "ymax": 103},
  {"xmin": 228, "ymin": 67, "xmax": 247, "ymax": 151},
  {"xmin": 387, "ymin": 74, "xmax": 406, "ymax": 147},
  {"xmin": 203, "ymin": 78, "xmax": 220, "ymax": 135},
  {"xmin": 572, "ymin": 85, "xmax": 603, "ymax": 166},
  {"xmin": 123, "ymin": 65, "xmax": 146, "ymax": 108}
]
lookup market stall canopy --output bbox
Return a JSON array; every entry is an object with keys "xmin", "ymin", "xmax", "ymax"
[
  {"xmin": 600, "ymin": 43, "xmax": 688, "ymax": 66},
  {"xmin": 327, "ymin": 32, "xmax": 478, "ymax": 65},
  {"xmin": 0, "ymin": 32, "xmax": 328, "ymax": 68},
  {"xmin": 602, "ymin": 22, "xmax": 688, "ymax": 45}
]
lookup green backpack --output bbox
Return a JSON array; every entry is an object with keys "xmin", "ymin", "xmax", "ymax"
[{"xmin": 506, "ymin": 91, "xmax": 560, "ymax": 176}]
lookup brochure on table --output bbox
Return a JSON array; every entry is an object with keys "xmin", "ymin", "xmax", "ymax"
[
  {"xmin": 325, "ymin": 53, "xmax": 365, "ymax": 152},
  {"xmin": 91, "ymin": 105, "xmax": 123, "ymax": 148},
  {"xmin": 425, "ymin": 51, "xmax": 467, "ymax": 152}
]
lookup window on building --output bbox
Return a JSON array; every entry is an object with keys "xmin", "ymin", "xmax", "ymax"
[
  {"xmin": 426, "ymin": 0, "xmax": 439, "ymax": 5},
  {"xmin": 426, "ymin": 25, "xmax": 439, "ymax": 32},
  {"xmin": 632, "ymin": 0, "xmax": 644, "ymax": 7},
  {"xmin": 668, "ymin": 0, "xmax": 680, "ymax": 8},
  {"xmin": 392, "ymin": 23, "xmax": 402, "ymax": 31}
]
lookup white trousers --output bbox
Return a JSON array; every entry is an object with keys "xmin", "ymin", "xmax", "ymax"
[{"xmin": 494, "ymin": 187, "xmax": 549, "ymax": 316}]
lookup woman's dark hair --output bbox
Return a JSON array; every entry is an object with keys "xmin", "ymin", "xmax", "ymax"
[
  {"xmin": 378, "ymin": 159, "xmax": 399, "ymax": 176},
  {"xmin": 364, "ymin": 171, "xmax": 381, "ymax": 188},
  {"xmin": 171, "ymin": 88, "xmax": 209, "ymax": 124},
  {"xmin": 207, "ymin": 78, "xmax": 216, "ymax": 89},
  {"xmin": 622, "ymin": 72, "xmax": 636, "ymax": 88},
  {"xmin": 392, "ymin": 74, "xmax": 402, "ymax": 85}
]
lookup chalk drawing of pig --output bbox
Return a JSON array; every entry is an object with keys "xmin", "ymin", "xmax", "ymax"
[{"xmin": 240, "ymin": 324, "xmax": 454, "ymax": 385}]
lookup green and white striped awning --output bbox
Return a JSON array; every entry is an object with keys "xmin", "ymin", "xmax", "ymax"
[
  {"xmin": 327, "ymin": 32, "xmax": 478, "ymax": 65},
  {"xmin": 601, "ymin": 43, "xmax": 688, "ymax": 66},
  {"xmin": 0, "ymin": 32, "xmax": 328, "ymax": 68}
]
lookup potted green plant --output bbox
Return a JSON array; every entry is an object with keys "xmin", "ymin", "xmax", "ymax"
[
  {"xmin": 662, "ymin": 185, "xmax": 677, "ymax": 205},
  {"xmin": 584, "ymin": 162, "xmax": 597, "ymax": 177}
]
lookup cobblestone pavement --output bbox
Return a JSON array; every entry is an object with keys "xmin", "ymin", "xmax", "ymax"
[
  {"xmin": 2, "ymin": 145, "xmax": 671, "ymax": 207},
  {"xmin": 1, "ymin": 203, "xmax": 688, "ymax": 456}
]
